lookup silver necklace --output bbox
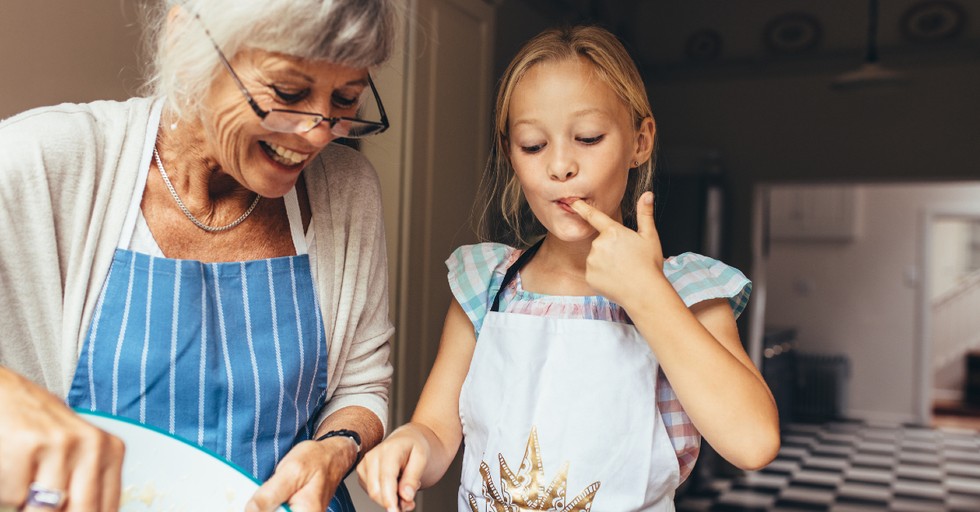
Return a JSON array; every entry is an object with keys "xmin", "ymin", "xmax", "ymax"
[{"xmin": 153, "ymin": 147, "xmax": 261, "ymax": 233}]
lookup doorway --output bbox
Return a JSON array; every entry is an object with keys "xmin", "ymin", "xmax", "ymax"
[{"xmin": 921, "ymin": 209, "xmax": 980, "ymax": 430}]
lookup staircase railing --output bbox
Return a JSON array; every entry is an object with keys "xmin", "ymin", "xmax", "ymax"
[{"xmin": 932, "ymin": 268, "xmax": 980, "ymax": 370}]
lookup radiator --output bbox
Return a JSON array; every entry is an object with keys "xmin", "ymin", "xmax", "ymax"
[{"xmin": 793, "ymin": 353, "xmax": 850, "ymax": 421}]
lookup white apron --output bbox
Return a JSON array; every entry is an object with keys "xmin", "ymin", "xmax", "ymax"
[{"xmin": 458, "ymin": 242, "xmax": 680, "ymax": 512}]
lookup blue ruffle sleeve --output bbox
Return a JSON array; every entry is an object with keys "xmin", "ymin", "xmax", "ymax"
[
  {"xmin": 663, "ymin": 252, "xmax": 752, "ymax": 319},
  {"xmin": 445, "ymin": 243, "xmax": 515, "ymax": 334}
]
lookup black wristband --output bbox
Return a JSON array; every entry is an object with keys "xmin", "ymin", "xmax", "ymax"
[
  {"xmin": 315, "ymin": 429, "xmax": 362, "ymax": 477},
  {"xmin": 316, "ymin": 429, "xmax": 362, "ymax": 451}
]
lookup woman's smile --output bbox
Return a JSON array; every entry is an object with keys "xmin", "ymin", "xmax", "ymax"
[{"xmin": 258, "ymin": 140, "xmax": 310, "ymax": 168}]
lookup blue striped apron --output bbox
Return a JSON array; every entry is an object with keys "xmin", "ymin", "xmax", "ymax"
[{"xmin": 66, "ymin": 131, "xmax": 355, "ymax": 511}]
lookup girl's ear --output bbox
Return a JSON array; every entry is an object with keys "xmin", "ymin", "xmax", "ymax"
[{"xmin": 633, "ymin": 117, "xmax": 656, "ymax": 166}]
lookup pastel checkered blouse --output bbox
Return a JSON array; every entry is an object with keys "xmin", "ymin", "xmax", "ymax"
[{"xmin": 446, "ymin": 243, "xmax": 752, "ymax": 483}]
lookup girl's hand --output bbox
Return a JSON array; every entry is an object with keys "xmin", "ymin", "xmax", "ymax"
[
  {"xmin": 246, "ymin": 436, "xmax": 356, "ymax": 512},
  {"xmin": 356, "ymin": 426, "xmax": 428, "ymax": 512},
  {"xmin": 569, "ymin": 191, "xmax": 666, "ymax": 307},
  {"xmin": 0, "ymin": 367, "xmax": 125, "ymax": 512}
]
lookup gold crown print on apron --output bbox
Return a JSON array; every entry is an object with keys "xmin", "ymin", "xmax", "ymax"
[{"xmin": 468, "ymin": 427, "xmax": 600, "ymax": 512}]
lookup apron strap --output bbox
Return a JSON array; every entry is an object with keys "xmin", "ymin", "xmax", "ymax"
[
  {"xmin": 283, "ymin": 187, "xmax": 309, "ymax": 255},
  {"xmin": 489, "ymin": 238, "xmax": 544, "ymax": 312},
  {"xmin": 117, "ymin": 99, "xmax": 165, "ymax": 250}
]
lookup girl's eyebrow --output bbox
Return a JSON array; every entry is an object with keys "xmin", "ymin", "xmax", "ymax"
[
  {"xmin": 571, "ymin": 107, "xmax": 608, "ymax": 118},
  {"xmin": 511, "ymin": 118, "xmax": 538, "ymax": 129},
  {"xmin": 510, "ymin": 108, "xmax": 611, "ymax": 129}
]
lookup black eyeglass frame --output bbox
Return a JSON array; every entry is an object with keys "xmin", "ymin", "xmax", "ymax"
[{"xmin": 193, "ymin": 12, "xmax": 389, "ymax": 138}]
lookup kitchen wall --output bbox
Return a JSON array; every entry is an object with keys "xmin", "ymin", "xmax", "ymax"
[
  {"xmin": 0, "ymin": 2, "xmax": 143, "ymax": 118},
  {"xmin": 765, "ymin": 182, "xmax": 980, "ymax": 423}
]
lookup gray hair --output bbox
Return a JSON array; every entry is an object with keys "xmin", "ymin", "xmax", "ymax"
[{"xmin": 141, "ymin": 0, "xmax": 397, "ymax": 118}]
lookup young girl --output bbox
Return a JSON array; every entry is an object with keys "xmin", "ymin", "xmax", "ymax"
[{"xmin": 358, "ymin": 26, "xmax": 780, "ymax": 512}]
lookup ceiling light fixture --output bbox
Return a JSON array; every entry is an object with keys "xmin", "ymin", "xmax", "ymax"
[{"xmin": 831, "ymin": 0, "xmax": 908, "ymax": 90}]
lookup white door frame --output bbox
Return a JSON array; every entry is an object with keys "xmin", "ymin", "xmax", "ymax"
[
  {"xmin": 746, "ymin": 183, "xmax": 770, "ymax": 370},
  {"xmin": 917, "ymin": 204, "xmax": 980, "ymax": 423}
]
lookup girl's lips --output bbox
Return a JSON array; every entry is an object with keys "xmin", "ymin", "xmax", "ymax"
[{"xmin": 555, "ymin": 197, "xmax": 583, "ymax": 213}]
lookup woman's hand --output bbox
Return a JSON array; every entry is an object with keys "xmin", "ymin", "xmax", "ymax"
[
  {"xmin": 246, "ymin": 436, "xmax": 357, "ymax": 512},
  {"xmin": 569, "ymin": 191, "xmax": 666, "ymax": 308},
  {"xmin": 356, "ymin": 425, "xmax": 429, "ymax": 512},
  {"xmin": 0, "ymin": 367, "xmax": 125, "ymax": 512}
]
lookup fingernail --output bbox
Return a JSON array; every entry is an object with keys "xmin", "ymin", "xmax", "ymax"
[
  {"xmin": 644, "ymin": 193, "xmax": 654, "ymax": 204},
  {"xmin": 403, "ymin": 485, "xmax": 416, "ymax": 500}
]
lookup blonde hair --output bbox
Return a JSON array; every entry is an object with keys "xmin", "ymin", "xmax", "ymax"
[
  {"xmin": 476, "ymin": 25, "xmax": 656, "ymax": 247},
  {"xmin": 140, "ymin": 0, "xmax": 398, "ymax": 120}
]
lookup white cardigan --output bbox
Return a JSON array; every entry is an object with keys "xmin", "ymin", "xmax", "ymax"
[{"xmin": 0, "ymin": 97, "xmax": 393, "ymax": 429}]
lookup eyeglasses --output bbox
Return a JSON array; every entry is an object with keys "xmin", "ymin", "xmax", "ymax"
[{"xmin": 194, "ymin": 13, "xmax": 389, "ymax": 138}]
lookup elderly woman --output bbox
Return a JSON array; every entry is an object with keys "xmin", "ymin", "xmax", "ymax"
[{"xmin": 0, "ymin": 1, "xmax": 396, "ymax": 511}]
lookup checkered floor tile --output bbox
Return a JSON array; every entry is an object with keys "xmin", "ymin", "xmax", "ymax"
[{"xmin": 675, "ymin": 421, "xmax": 980, "ymax": 511}]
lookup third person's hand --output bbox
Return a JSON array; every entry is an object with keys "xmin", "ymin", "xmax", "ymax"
[{"xmin": 0, "ymin": 367, "xmax": 125, "ymax": 512}]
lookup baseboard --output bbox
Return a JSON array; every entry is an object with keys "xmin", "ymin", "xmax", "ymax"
[
  {"xmin": 933, "ymin": 388, "xmax": 963, "ymax": 402},
  {"xmin": 844, "ymin": 408, "xmax": 919, "ymax": 426},
  {"xmin": 933, "ymin": 399, "xmax": 980, "ymax": 417}
]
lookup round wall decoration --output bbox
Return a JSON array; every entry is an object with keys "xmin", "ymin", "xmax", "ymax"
[
  {"xmin": 764, "ymin": 12, "xmax": 823, "ymax": 55},
  {"xmin": 685, "ymin": 29, "xmax": 723, "ymax": 61},
  {"xmin": 901, "ymin": 0, "xmax": 965, "ymax": 42}
]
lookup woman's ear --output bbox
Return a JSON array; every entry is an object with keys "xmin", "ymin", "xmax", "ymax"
[
  {"xmin": 167, "ymin": 3, "xmax": 185, "ymax": 25},
  {"xmin": 633, "ymin": 117, "xmax": 656, "ymax": 166},
  {"xmin": 164, "ymin": 3, "xmax": 188, "ymax": 40}
]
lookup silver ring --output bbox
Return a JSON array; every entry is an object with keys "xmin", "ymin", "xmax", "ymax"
[{"xmin": 25, "ymin": 483, "xmax": 65, "ymax": 509}]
